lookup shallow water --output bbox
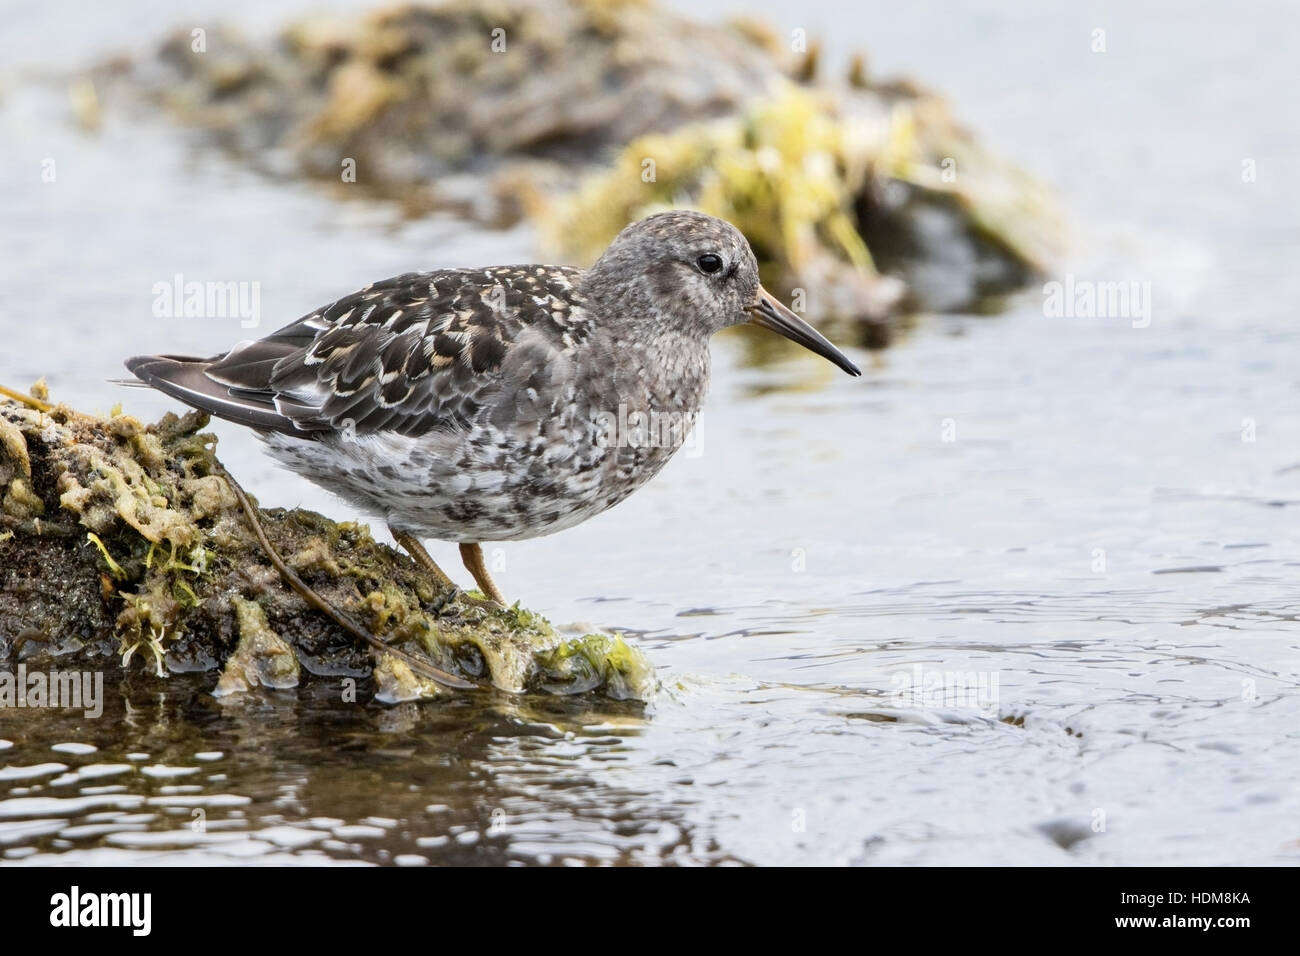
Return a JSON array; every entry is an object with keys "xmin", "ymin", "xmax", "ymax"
[{"xmin": 2, "ymin": 0, "xmax": 1299, "ymax": 865}]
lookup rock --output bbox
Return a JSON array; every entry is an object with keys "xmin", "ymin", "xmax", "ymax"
[
  {"xmin": 91, "ymin": 0, "xmax": 1058, "ymax": 331},
  {"xmin": 0, "ymin": 389, "xmax": 654, "ymax": 704}
]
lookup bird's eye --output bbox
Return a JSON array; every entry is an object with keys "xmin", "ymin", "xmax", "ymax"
[{"xmin": 696, "ymin": 253, "xmax": 724, "ymax": 275}]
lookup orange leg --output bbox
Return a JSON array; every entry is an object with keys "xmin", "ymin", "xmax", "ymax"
[
  {"xmin": 389, "ymin": 527, "xmax": 457, "ymax": 592},
  {"xmin": 459, "ymin": 542, "xmax": 507, "ymax": 606}
]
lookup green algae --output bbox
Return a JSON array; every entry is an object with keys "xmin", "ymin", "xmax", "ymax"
[
  {"xmin": 541, "ymin": 83, "xmax": 1058, "ymax": 326},
  {"xmin": 214, "ymin": 596, "xmax": 301, "ymax": 694},
  {"xmin": 534, "ymin": 632, "xmax": 655, "ymax": 700},
  {"xmin": 0, "ymin": 388, "xmax": 654, "ymax": 704}
]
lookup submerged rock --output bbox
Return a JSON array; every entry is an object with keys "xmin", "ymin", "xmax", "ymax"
[
  {"xmin": 122, "ymin": 0, "xmax": 789, "ymax": 197},
  {"xmin": 0, "ymin": 388, "xmax": 653, "ymax": 704},
  {"xmin": 541, "ymin": 85, "xmax": 1056, "ymax": 338},
  {"xmin": 92, "ymin": 0, "xmax": 1058, "ymax": 333}
]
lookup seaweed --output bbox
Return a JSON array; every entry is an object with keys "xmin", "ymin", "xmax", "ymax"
[
  {"xmin": 541, "ymin": 84, "xmax": 1059, "ymax": 328},
  {"xmin": 87, "ymin": 0, "xmax": 1059, "ymax": 331},
  {"xmin": 0, "ymin": 386, "xmax": 654, "ymax": 704}
]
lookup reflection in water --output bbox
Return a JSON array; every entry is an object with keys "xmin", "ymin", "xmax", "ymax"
[
  {"xmin": 1, "ymin": 680, "xmax": 742, "ymax": 865},
  {"xmin": 8, "ymin": 571, "xmax": 1295, "ymax": 865}
]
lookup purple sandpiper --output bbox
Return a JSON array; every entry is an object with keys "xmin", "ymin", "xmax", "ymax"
[{"xmin": 127, "ymin": 211, "xmax": 860, "ymax": 604}]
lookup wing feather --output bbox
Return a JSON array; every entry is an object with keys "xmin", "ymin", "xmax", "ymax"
[{"xmin": 125, "ymin": 266, "xmax": 589, "ymax": 439}]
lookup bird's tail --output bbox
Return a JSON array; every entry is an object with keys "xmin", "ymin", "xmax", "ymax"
[{"xmin": 124, "ymin": 354, "xmax": 297, "ymax": 434}]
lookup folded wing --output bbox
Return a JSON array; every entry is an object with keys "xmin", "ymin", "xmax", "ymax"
[{"xmin": 126, "ymin": 266, "xmax": 586, "ymax": 439}]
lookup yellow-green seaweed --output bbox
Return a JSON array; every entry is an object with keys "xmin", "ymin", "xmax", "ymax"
[
  {"xmin": 541, "ymin": 83, "xmax": 1058, "ymax": 324},
  {"xmin": 0, "ymin": 389, "xmax": 654, "ymax": 704}
]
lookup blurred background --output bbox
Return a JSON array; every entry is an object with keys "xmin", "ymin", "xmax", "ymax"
[{"xmin": 1, "ymin": 0, "xmax": 1298, "ymax": 865}]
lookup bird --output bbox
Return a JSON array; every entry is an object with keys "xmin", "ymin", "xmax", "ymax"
[{"xmin": 126, "ymin": 210, "xmax": 861, "ymax": 606}]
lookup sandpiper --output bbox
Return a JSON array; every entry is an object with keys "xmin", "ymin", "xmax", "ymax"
[{"xmin": 127, "ymin": 211, "xmax": 860, "ymax": 605}]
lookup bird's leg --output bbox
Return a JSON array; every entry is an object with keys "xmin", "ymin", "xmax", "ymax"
[
  {"xmin": 392, "ymin": 529, "xmax": 502, "ymax": 612},
  {"xmin": 459, "ymin": 543, "xmax": 507, "ymax": 607},
  {"xmin": 389, "ymin": 528, "xmax": 457, "ymax": 592}
]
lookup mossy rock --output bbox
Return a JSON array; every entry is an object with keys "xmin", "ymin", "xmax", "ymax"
[
  {"xmin": 91, "ymin": 0, "xmax": 1058, "ymax": 331},
  {"xmin": 0, "ymin": 389, "xmax": 654, "ymax": 704}
]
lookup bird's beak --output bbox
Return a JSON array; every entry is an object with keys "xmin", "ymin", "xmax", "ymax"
[{"xmin": 747, "ymin": 286, "xmax": 862, "ymax": 376}]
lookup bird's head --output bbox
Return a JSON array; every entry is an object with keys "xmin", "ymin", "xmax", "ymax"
[{"xmin": 588, "ymin": 210, "xmax": 861, "ymax": 376}]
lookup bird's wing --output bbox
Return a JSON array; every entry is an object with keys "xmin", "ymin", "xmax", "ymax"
[{"xmin": 127, "ymin": 266, "xmax": 589, "ymax": 438}]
